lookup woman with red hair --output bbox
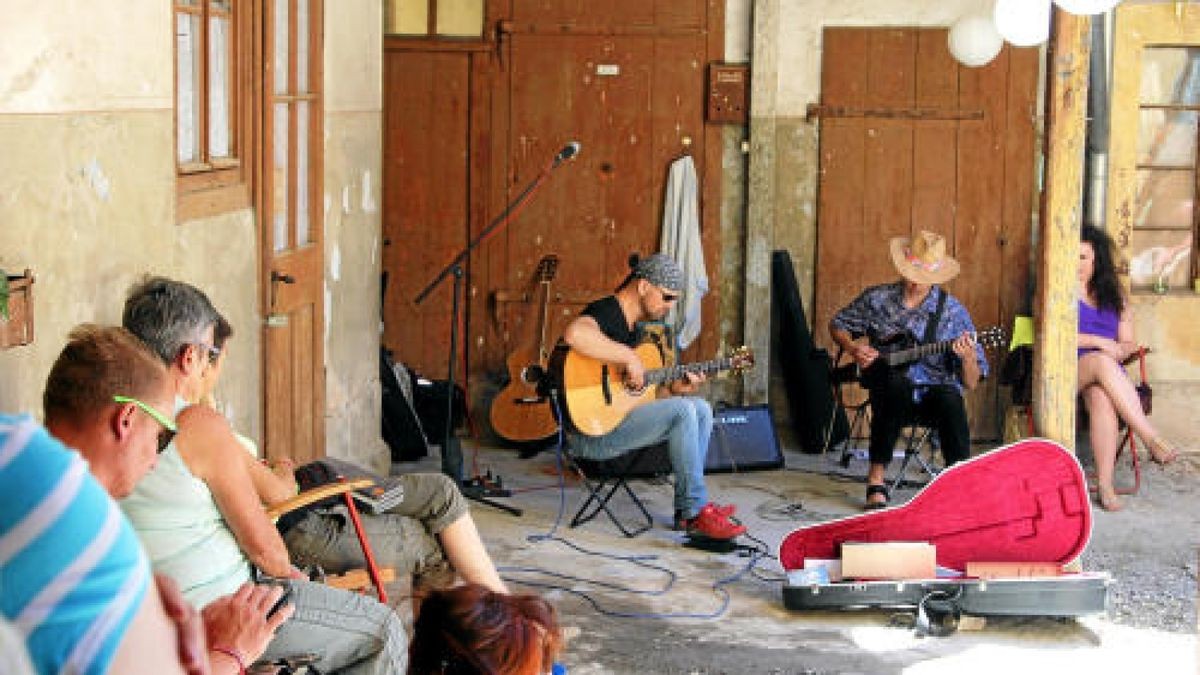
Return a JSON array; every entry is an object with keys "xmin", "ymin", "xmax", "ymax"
[{"xmin": 408, "ymin": 584, "xmax": 563, "ymax": 675}]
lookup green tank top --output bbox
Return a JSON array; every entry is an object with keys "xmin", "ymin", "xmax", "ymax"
[{"xmin": 120, "ymin": 399, "xmax": 252, "ymax": 608}]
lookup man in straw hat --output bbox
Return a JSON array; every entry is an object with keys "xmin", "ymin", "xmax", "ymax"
[
  {"xmin": 560, "ymin": 253, "xmax": 746, "ymax": 540},
  {"xmin": 829, "ymin": 231, "xmax": 987, "ymax": 509}
]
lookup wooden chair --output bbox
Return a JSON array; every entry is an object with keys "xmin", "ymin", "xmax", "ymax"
[{"xmin": 265, "ymin": 478, "xmax": 395, "ymax": 602}]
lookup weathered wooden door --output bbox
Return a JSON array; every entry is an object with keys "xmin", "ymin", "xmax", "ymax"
[
  {"xmin": 381, "ymin": 1, "xmax": 724, "ymax": 405},
  {"xmin": 813, "ymin": 28, "xmax": 1038, "ymax": 440},
  {"xmin": 261, "ymin": 0, "xmax": 325, "ymax": 463},
  {"xmin": 476, "ymin": 0, "xmax": 722, "ymax": 384},
  {"xmin": 381, "ymin": 50, "xmax": 472, "ymax": 377}
]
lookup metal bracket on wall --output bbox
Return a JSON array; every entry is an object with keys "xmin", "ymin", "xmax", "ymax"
[{"xmin": 805, "ymin": 103, "xmax": 985, "ymax": 123}]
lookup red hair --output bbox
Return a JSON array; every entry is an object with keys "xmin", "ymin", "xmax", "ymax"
[{"xmin": 408, "ymin": 584, "xmax": 562, "ymax": 675}]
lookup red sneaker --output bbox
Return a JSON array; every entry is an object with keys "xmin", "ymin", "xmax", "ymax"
[
  {"xmin": 681, "ymin": 503, "xmax": 746, "ymax": 540},
  {"xmin": 674, "ymin": 502, "xmax": 737, "ymax": 530}
]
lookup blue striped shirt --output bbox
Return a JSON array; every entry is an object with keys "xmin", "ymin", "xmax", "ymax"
[{"xmin": 0, "ymin": 414, "xmax": 149, "ymax": 675}]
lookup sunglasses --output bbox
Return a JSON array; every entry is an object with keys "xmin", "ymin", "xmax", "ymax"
[
  {"xmin": 196, "ymin": 342, "xmax": 222, "ymax": 365},
  {"xmin": 657, "ymin": 287, "xmax": 679, "ymax": 303},
  {"xmin": 113, "ymin": 395, "xmax": 178, "ymax": 453}
]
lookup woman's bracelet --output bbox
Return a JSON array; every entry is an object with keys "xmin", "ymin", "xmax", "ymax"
[{"xmin": 210, "ymin": 645, "xmax": 247, "ymax": 675}]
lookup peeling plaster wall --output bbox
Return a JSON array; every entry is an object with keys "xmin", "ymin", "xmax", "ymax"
[
  {"xmin": 321, "ymin": 0, "xmax": 386, "ymax": 469},
  {"xmin": 0, "ymin": 2, "xmax": 260, "ymax": 440},
  {"xmin": 1131, "ymin": 298, "xmax": 1200, "ymax": 450}
]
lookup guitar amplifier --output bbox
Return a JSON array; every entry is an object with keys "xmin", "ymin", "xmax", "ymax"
[
  {"xmin": 582, "ymin": 404, "xmax": 782, "ymax": 477},
  {"xmin": 705, "ymin": 404, "xmax": 783, "ymax": 473}
]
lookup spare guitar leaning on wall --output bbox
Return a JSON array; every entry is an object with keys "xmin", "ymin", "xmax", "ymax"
[{"xmin": 489, "ymin": 255, "xmax": 562, "ymax": 445}]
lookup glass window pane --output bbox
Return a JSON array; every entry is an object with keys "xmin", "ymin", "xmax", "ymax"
[
  {"xmin": 1134, "ymin": 169, "xmax": 1197, "ymax": 229},
  {"xmin": 274, "ymin": 0, "xmax": 290, "ymax": 95},
  {"xmin": 273, "ymin": 103, "xmax": 290, "ymax": 252},
  {"xmin": 208, "ymin": 15, "xmax": 233, "ymax": 159},
  {"xmin": 297, "ymin": 102, "xmax": 310, "ymax": 245},
  {"xmin": 1129, "ymin": 229, "xmax": 1194, "ymax": 290},
  {"xmin": 386, "ymin": 0, "xmax": 428, "ymax": 35},
  {"xmin": 1140, "ymin": 47, "xmax": 1200, "ymax": 106},
  {"xmin": 297, "ymin": 0, "xmax": 309, "ymax": 91},
  {"xmin": 1136, "ymin": 109, "xmax": 1197, "ymax": 167},
  {"xmin": 213, "ymin": 0, "xmax": 232, "ymax": 10},
  {"xmin": 176, "ymin": 12, "xmax": 202, "ymax": 164},
  {"xmin": 436, "ymin": 0, "xmax": 483, "ymax": 36}
]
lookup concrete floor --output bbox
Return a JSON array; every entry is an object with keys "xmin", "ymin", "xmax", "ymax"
[{"xmin": 394, "ymin": 435, "xmax": 1198, "ymax": 675}]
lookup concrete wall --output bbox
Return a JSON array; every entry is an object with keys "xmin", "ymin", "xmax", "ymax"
[
  {"xmin": 322, "ymin": 0, "xmax": 387, "ymax": 468},
  {"xmin": 0, "ymin": 0, "xmax": 388, "ymax": 465},
  {"xmin": 0, "ymin": 1, "xmax": 261, "ymax": 440}
]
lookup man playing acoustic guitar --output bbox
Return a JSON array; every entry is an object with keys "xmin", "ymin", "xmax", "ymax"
[
  {"xmin": 560, "ymin": 253, "xmax": 746, "ymax": 540},
  {"xmin": 830, "ymin": 231, "xmax": 988, "ymax": 510}
]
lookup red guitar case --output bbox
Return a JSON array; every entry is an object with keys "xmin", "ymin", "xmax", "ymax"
[{"xmin": 779, "ymin": 439, "xmax": 1092, "ymax": 572}]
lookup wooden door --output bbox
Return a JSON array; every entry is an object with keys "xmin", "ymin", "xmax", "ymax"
[
  {"xmin": 478, "ymin": 1, "xmax": 720, "ymax": 384},
  {"xmin": 381, "ymin": 50, "xmax": 471, "ymax": 377},
  {"xmin": 813, "ymin": 28, "xmax": 1037, "ymax": 440},
  {"xmin": 261, "ymin": 0, "xmax": 324, "ymax": 464}
]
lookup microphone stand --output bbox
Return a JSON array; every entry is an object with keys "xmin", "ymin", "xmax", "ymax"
[{"xmin": 413, "ymin": 148, "xmax": 577, "ymax": 516}]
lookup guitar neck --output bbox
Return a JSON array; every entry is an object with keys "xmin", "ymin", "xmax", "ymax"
[
  {"xmin": 645, "ymin": 357, "xmax": 736, "ymax": 385},
  {"xmin": 884, "ymin": 337, "xmax": 958, "ymax": 367},
  {"xmin": 534, "ymin": 280, "xmax": 552, "ymax": 362}
]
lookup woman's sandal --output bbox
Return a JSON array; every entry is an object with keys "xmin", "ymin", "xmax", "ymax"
[
  {"xmin": 864, "ymin": 484, "xmax": 890, "ymax": 510},
  {"xmin": 1147, "ymin": 437, "xmax": 1180, "ymax": 465}
]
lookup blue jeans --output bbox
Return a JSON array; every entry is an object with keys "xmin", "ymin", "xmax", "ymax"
[{"xmin": 569, "ymin": 397, "xmax": 712, "ymax": 518}]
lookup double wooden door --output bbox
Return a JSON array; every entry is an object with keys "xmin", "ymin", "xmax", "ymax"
[
  {"xmin": 382, "ymin": 1, "xmax": 722, "ymax": 398},
  {"xmin": 813, "ymin": 28, "xmax": 1038, "ymax": 440}
]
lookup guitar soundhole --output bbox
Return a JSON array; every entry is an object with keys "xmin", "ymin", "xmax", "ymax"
[{"xmin": 520, "ymin": 365, "xmax": 546, "ymax": 386}]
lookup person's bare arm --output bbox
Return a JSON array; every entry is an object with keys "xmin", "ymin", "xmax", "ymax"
[
  {"xmin": 203, "ymin": 583, "xmax": 294, "ymax": 675},
  {"xmin": 831, "ymin": 327, "xmax": 878, "ymax": 369},
  {"xmin": 174, "ymin": 407, "xmax": 294, "ymax": 578},
  {"xmin": 242, "ymin": 453, "xmax": 298, "ymax": 507},
  {"xmin": 953, "ymin": 332, "xmax": 982, "ymax": 390},
  {"xmin": 107, "ymin": 583, "xmax": 189, "ymax": 675},
  {"xmin": 562, "ymin": 316, "xmax": 646, "ymax": 388}
]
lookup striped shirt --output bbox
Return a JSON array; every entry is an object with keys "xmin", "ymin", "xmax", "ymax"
[{"xmin": 0, "ymin": 414, "xmax": 149, "ymax": 675}]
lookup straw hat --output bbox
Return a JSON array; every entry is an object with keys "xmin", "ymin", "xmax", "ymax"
[{"xmin": 889, "ymin": 230, "xmax": 961, "ymax": 284}]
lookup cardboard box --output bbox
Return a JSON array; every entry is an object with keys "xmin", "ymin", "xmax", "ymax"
[
  {"xmin": 965, "ymin": 561, "xmax": 1063, "ymax": 579},
  {"xmin": 841, "ymin": 542, "xmax": 936, "ymax": 580}
]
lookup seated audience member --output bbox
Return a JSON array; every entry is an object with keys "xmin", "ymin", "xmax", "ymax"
[
  {"xmin": 29, "ymin": 324, "xmax": 291, "ymax": 675},
  {"xmin": 1077, "ymin": 225, "xmax": 1182, "ymax": 511},
  {"xmin": 199, "ymin": 312, "xmax": 506, "ymax": 593},
  {"xmin": 408, "ymin": 584, "xmax": 563, "ymax": 675},
  {"xmin": 112, "ymin": 279, "xmax": 408, "ymax": 673}
]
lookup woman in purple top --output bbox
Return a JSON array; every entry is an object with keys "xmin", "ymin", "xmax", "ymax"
[{"xmin": 1078, "ymin": 225, "xmax": 1180, "ymax": 511}]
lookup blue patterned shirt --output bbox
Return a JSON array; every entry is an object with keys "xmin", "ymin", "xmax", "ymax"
[{"xmin": 831, "ymin": 282, "xmax": 988, "ymax": 394}]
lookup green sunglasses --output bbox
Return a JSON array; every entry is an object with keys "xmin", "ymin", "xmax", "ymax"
[{"xmin": 113, "ymin": 395, "xmax": 178, "ymax": 453}]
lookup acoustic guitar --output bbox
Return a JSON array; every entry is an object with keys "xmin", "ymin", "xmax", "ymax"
[
  {"xmin": 553, "ymin": 342, "xmax": 755, "ymax": 437},
  {"xmin": 858, "ymin": 326, "xmax": 1006, "ymax": 390},
  {"xmin": 489, "ymin": 255, "xmax": 561, "ymax": 444}
]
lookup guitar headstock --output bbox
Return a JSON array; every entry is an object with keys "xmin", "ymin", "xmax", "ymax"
[
  {"xmin": 534, "ymin": 255, "xmax": 559, "ymax": 283},
  {"xmin": 975, "ymin": 326, "xmax": 1006, "ymax": 350},
  {"xmin": 728, "ymin": 346, "xmax": 756, "ymax": 373}
]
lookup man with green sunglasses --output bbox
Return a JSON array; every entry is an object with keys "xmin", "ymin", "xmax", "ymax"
[{"xmin": 113, "ymin": 395, "xmax": 177, "ymax": 454}]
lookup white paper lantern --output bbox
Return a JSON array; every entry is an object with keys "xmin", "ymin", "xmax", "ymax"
[
  {"xmin": 1054, "ymin": 0, "xmax": 1121, "ymax": 15},
  {"xmin": 948, "ymin": 15, "xmax": 1004, "ymax": 68},
  {"xmin": 994, "ymin": 0, "xmax": 1051, "ymax": 47}
]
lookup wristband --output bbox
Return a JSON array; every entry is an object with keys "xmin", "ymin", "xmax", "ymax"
[{"xmin": 210, "ymin": 645, "xmax": 246, "ymax": 675}]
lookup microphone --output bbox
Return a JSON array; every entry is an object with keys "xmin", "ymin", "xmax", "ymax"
[{"xmin": 553, "ymin": 141, "xmax": 581, "ymax": 166}]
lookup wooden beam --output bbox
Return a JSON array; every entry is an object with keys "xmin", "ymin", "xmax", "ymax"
[{"xmin": 1033, "ymin": 9, "xmax": 1090, "ymax": 448}]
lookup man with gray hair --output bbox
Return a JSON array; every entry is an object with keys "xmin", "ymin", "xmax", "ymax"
[
  {"xmin": 120, "ymin": 276, "xmax": 408, "ymax": 674},
  {"xmin": 560, "ymin": 253, "xmax": 745, "ymax": 540}
]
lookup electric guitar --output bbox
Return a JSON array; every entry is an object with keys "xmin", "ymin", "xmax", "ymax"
[
  {"xmin": 489, "ymin": 255, "xmax": 562, "ymax": 444},
  {"xmin": 858, "ymin": 326, "xmax": 1006, "ymax": 390},
  {"xmin": 553, "ymin": 343, "xmax": 755, "ymax": 437}
]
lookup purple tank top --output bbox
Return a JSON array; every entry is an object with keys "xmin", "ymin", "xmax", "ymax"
[{"xmin": 1078, "ymin": 299, "xmax": 1119, "ymax": 356}]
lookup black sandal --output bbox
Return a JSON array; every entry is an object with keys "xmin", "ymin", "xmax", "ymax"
[{"xmin": 864, "ymin": 484, "xmax": 890, "ymax": 510}]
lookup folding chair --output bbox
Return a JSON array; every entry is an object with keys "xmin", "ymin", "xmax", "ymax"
[
  {"xmin": 265, "ymin": 477, "xmax": 395, "ymax": 602},
  {"xmin": 565, "ymin": 442, "xmax": 668, "ymax": 537},
  {"xmin": 827, "ymin": 348, "xmax": 941, "ymax": 491}
]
